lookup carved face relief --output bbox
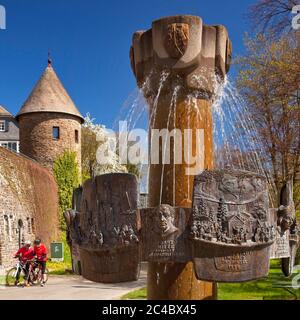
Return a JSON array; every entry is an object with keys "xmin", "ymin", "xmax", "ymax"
[
  {"xmin": 165, "ymin": 23, "xmax": 189, "ymax": 59},
  {"xmin": 219, "ymin": 174, "xmax": 239, "ymax": 200},
  {"xmin": 154, "ymin": 205, "xmax": 178, "ymax": 238}
]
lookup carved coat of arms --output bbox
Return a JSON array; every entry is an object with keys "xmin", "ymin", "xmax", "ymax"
[{"xmin": 165, "ymin": 23, "xmax": 190, "ymax": 58}]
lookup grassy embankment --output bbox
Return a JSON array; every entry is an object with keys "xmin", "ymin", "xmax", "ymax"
[{"xmin": 122, "ymin": 260, "xmax": 300, "ymax": 300}]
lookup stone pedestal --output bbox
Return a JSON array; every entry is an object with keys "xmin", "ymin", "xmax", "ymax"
[{"xmin": 130, "ymin": 15, "xmax": 231, "ymax": 300}]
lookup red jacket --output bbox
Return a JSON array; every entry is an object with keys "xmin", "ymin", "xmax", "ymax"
[
  {"xmin": 14, "ymin": 247, "xmax": 35, "ymax": 263},
  {"xmin": 34, "ymin": 244, "xmax": 47, "ymax": 262}
]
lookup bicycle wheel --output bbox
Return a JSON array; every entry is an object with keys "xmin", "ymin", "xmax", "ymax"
[
  {"xmin": 27, "ymin": 267, "xmax": 37, "ymax": 285},
  {"xmin": 6, "ymin": 267, "xmax": 18, "ymax": 286},
  {"xmin": 35, "ymin": 268, "xmax": 49, "ymax": 284},
  {"xmin": 44, "ymin": 269, "xmax": 49, "ymax": 283}
]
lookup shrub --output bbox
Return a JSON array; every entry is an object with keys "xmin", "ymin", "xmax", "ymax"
[{"xmin": 53, "ymin": 151, "xmax": 80, "ymax": 230}]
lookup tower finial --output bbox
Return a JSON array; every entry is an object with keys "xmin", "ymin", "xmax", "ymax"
[{"xmin": 48, "ymin": 51, "xmax": 52, "ymax": 67}]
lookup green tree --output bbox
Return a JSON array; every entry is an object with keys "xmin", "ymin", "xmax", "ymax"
[
  {"xmin": 237, "ymin": 33, "xmax": 300, "ymax": 264},
  {"xmin": 53, "ymin": 151, "xmax": 80, "ymax": 230},
  {"xmin": 236, "ymin": 33, "xmax": 300, "ymax": 198}
]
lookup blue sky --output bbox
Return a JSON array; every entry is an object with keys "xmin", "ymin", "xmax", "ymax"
[{"xmin": 0, "ymin": 0, "xmax": 254, "ymax": 128}]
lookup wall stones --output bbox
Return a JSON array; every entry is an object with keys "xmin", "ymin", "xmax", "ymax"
[
  {"xmin": 19, "ymin": 112, "xmax": 81, "ymax": 172},
  {"xmin": 0, "ymin": 147, "xmax": 60, "ymax": 271}
]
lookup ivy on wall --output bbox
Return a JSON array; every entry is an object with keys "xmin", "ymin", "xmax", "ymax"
[{"xmin": 53, "ymin": 151, "xmax": 80, "ymax": 230}]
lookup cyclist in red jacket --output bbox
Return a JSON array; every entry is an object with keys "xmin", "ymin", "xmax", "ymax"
[
  {"xmin": 33, "ymin": 238, "xmax": 48, "ymax": 287},
  {"xmin": 14, "ymin": 240, "xmax": 34, "ymax": 286}
]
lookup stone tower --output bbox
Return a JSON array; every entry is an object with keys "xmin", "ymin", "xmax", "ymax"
[{"xmin": 16, "ymin": 60, "xmax": 83, "ymax": 172}]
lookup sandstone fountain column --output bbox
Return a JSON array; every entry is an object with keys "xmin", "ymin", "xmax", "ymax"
[{"xmin": 130, "ymin": 15, "xmax": 232, "ymax": 300}]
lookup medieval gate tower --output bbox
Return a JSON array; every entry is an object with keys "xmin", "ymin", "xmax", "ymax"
[{"xmin": 16, "ymin": 59, "xmax": 83, "ymax": 172}]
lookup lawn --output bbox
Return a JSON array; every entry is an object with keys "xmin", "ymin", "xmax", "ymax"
[
  {"xmin": 218, "ymin": 260, "xmax": 300, "ymax": 300},
  {"xmin": 0, "ymin": 276, "xmax": 5, "ymax": 286},
  {"xmin": 122, "ymin": 260, "xmax": 300, "ymax": 300}
]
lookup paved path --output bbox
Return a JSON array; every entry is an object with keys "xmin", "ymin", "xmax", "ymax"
[{"xmin": 0, "ymin": 272, "xmax": 146, "ymax": 300}]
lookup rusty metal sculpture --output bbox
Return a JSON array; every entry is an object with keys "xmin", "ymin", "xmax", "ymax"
[
  {"xmin": 270, "ymin": 181, "xmax": 299, "ymax": 276},
  {"xmin": 67, "ymin": 173, "xmax": 141, "ymax": 283},
  {"xmin": 64, "ymin": 208, "xmax": 82, "ymax": 274},
  {"xmin": 140, "ymin": 205, "xmax": 191, "ymax": 263},
  {"xmin": 190, "ymin": 169, "xmax": 275, "ymax": 282},
  {"xmin": 65, "ymin": 169, "xmax": 281, "ymax": 285}
]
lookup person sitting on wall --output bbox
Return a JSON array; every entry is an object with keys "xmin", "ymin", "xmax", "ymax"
[
  {"xmin": 33, "ymin": 238, "xmax": 48, "ymax": 287},
  {"xmin": 14, "ymin": 240, "xmax": 34, "ymax": 287}
]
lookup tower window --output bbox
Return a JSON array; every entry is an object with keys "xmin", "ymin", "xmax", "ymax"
[
  {"xmin": 75, "ymin": 130, "xmax": 79, "ymax": 143},
  {"xmin": 0, "ymin": 120, "xmax": 5, "ymax": 131},
  {"xmin": 53, "ymin": 127, "xmax": 60, "ymax": 140}
]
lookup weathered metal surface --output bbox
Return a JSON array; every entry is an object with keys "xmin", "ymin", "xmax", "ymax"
[
  {"xmin": 64, "ymin": 169, "xmax": 284, "ymax": 286},
  {"xmin": 191, "ymin": 169, "xmax": 275, "ymax": 282},
  {"xmin": 64, "ymin": 209, "xmax": 83, "ymax": 275},
  {"xmin": 140, "ymin": 205, "xmax": 191, "ymax": 263},
  {"xmin": 68, "ymin": 173, "xmax": 141, "ymax": 283},
  {"xmin": 270, "ymin": 209, "xmax": 291, "ymax": 259},
  {"xmin": 270, "ymin": 181, "xmax": 299, "ymax": 276},
  {"xmin": 72, "ymin": 186, "xmax": 83, "ymax": 212},
  {"xmin": 79, "ymin": 245, "xmax": 140, "ymax": 283},
  {"xmin": 64, "ymin": 210, "xmax": 83, "ymax": 244}
]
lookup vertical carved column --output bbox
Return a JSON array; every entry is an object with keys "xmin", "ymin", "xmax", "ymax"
[{"xmin": 130, "ymin": 15, "xmax": 232, "ymax": 300}]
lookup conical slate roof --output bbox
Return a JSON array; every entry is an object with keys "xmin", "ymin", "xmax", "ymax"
[
  {"xmin": 0, "ymin": 105, "xmax": 13, "ymax": 117},
  {"xmin": 16, "ymin": 65, "xmax": 84, "ymax": 122}
]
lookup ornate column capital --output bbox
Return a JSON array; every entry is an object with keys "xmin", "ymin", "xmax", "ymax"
[{"xmin": 130, "ymin": 15, "xmax": 232, "ymax": 98}]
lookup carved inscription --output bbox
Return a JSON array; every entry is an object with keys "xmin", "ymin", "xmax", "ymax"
[
  {"xmin": 271, "ymin": 230, "xmax": 290, "ymax": 259},
  {"xmin": 215, "ymin": 251, "xmax": 252, "ymax": 272},
  {"xmin": 149, "ymin": 240, "xmax": 176, "ymax": 259}
]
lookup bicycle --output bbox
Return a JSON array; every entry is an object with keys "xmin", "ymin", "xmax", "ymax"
[
  {"xmin": 6, "ymin": 258, "xmax": 49, "ymax": 287},
  {"xmin": 27, "ymin": 260, "xmax": 49, "ymax": 285},
  {"xmin": 6, "ymin": 258, "xmax": 29, "ymax": 287}
]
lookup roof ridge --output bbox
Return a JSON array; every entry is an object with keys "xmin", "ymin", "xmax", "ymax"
[
  {"xmin": 0, "ymin": 105, "xmax": 13, "ymax": 117},
  {"xmin": 16, "ymin": 66, "xmax": 83, "ymax": 122}
]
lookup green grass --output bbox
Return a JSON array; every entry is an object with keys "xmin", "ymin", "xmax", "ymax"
[
  {"xmin": 0, "ymin": 276, "xmax": 6, "ymax": 286},
  {"xmin": 48, "ymin": 232, "xmax": 73, "ymax": 275},
  {"xmin": 121, "ymin": 260, "xmax": 300, "ymax": 300},
  {"xmin": 218, "ymin": 260, "xmax": 300, "ymax": 300},
  {"xmin": 122, "ymin": 287, "xmax": 147, "ymax": 300}
]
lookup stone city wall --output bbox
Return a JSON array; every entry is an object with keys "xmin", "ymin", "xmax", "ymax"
[{"xmin": 0, "ymin": 147, "xmax": 60, "ymax": 271}]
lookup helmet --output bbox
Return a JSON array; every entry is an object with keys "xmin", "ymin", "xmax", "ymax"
[
  {"xmin": 24, "ymin": 240, "xmax": 31, "ymax": 246},
  {"xmin": 34, "ymin": 238, "xmax": 41, "ymax": 245}
]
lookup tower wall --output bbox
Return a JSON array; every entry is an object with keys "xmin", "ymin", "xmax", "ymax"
[{"xmin": 19, "ymin": 112, "xmax": 81, "ymax": 172}]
